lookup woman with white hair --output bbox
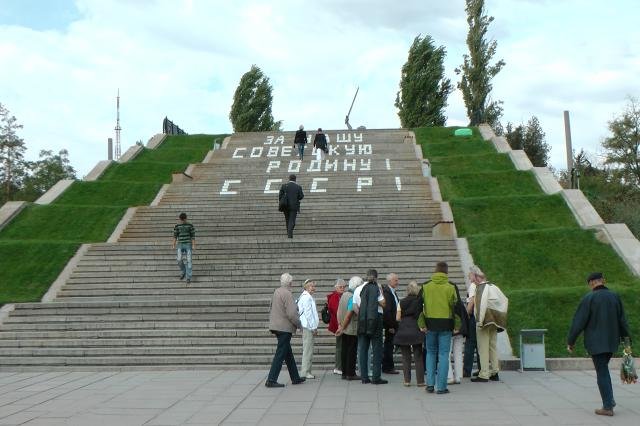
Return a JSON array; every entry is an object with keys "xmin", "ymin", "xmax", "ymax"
[
  {"xmin": 394, "ymin": 280, "xmax": 425, "ymax": 386},
  {"xmin": 298, "ymin": 279, "xmax": 319, "ymax": 379},
  {"xmin": 336, "ymin": 276, "xmax": 363, "ymax": 380}
]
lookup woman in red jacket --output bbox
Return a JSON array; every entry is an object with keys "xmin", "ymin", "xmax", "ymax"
[{"xmin": 327, "ymin": 279, "xmax": 347, "ymax": 374}]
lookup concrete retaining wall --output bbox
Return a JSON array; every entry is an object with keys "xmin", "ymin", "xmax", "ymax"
[
  {"xmin": 84, "ymin": 160, "xmax": 113, "ymax": 181},
  {"xmin": 34, "ymin": 179, "xmax": 75, "ymax": 205},
  {"xmin": 0, "ymin": 201, "xmax": 28, "ymax": 232},
  {"xmin": 561, "ymin": 189, "xmax": 605, "ymax": 229},
  {"xmin": 151, "ymin": 184, "xmax": 170, "ymax": 207},
  {"xmin": 600, "ymin": 224, "xmax": 640, "ymax": 276},
  {"xmin": 146, "ymin": 133, "xmax": 167, "ymax": 149},
  {"xmin": 118, "ymin": 145, "xmax": 143, "ymax": 163},
  {"xmin": 508, "ymin": 150, "xmax": 533, "ymax": 171},
  {"xmin": 533, "ymin": 167, "xmax": 563, "ymax": 194},
  {"xmin": 107, "ymin": 207, "xmax": 137, "ymax": 243},
  {"xmin": 42, "ymin": 244, "xmax": 91, "ymax": 302},
  {"xmin": 479, "ymin": 124, "xmax": 640, "ymax": 277}
]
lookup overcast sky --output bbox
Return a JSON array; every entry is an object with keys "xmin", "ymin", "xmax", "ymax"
[{"xmin": 1, "ymin": 0, "xmax": 639, "ymax": 177}]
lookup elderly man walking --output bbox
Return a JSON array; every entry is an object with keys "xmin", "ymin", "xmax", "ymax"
[
  {"xmin": 567, "ymin": 272, "xmax": 631, "ymax": 417},
  {"xmin": 266, "ymin": 273, "xmax": 306, "ymax": 388}
]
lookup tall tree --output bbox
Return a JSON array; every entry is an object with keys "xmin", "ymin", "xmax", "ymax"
[
  {"xmin": 20, "ymin": 149, "xmax": 76, "ymax": 201},
  {"xmin": 602, "ymin": 97, "xmax": 640, "ymax": 185},
  {"xmin": 395, "ymin": 35, "xmax": 453, "ymax": 127},
  {"xmin": 229, "ymin": 65, "xmax": 277, "ymax": 132},
  {"xmin": 0, "ymin": 103, "xmax": 27, "ymax": 203},
  {"xmin": 505, "ymin": 116, "xmax": 551, "ymax": 166},
  {"xmin": 455, "ymin": 0, "xmax": 505, "ymax": 128}
]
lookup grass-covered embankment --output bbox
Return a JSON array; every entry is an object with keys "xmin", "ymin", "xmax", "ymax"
[
  {"xmin": 0, "ymin": 134, "xmax": 225, "ymax": 304},
  {"xmin": 415, "ymin": 127, "xmax": 640, "ymax": 357}
]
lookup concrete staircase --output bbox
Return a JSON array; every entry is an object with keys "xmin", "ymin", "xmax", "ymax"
[{"xmin": 0, "ymin": 129, "xmax": 465, "ymax": 369}]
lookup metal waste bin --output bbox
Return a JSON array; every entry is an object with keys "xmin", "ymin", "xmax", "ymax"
[{"xmin": 519, "ymin": 329, "xmax": 547, "ymax": 371}]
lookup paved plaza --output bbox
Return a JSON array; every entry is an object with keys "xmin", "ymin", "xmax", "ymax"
[{"xmin": 0, "ymin": 368, "xmax": 637, "ymax": 425}]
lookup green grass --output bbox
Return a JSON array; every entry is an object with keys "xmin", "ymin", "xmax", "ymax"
[
  {"xmin": 0, "ymin": 133, "xmax": 226, "ymax": 304},
  {"xmin": 451, "ymin": 194, "xmax": 578, "ymax": 235},
  {"xmin": 430, "ymin": 153, "xmax": 515, "ymax": 176},
  {"xmin": 0, "ymin": 205, "xmax": 126, "ymax": 242},
  {"xmin": 438, "ymin": 170, "xmax": 542, "ymax": 199},
  {"xmin": 54, "ymin": 181, "xmax": 163, "ymax": 206},
  {"xmin": 415, "ymin": 126, "xmax": 640, "ymax": 356},
  {"xmin": 99, "ymin": 161, "xmax": 190, "ymax": 183},
  {"xmin": 0, "ymin": 242, "xmax": 80, "ymax": 304},
  {"xmin": 467, "ymin": 228, "xmax": 639, "ymax": 291}
]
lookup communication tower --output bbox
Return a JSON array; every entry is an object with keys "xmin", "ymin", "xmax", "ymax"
[{"xmin": 114, "ymin": 89, "xmax": 122, "ymax": 159}]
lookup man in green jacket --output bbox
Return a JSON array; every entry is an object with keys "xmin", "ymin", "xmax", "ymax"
[
  {"xmin": 172, "ymin": 212, "xmax": 195, "ymax": 284},
  {"xmin": 418, "ymin": 262, "xmax": 457, "ymax": 394},
  {"xmin": 567, "ymin": 272, "xmax": 631, "ymax": 417}
]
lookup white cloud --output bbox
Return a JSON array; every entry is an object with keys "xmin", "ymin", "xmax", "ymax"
[{"xmin": 0, "ymin": 0, "xmax": 638, "ymax": 177}]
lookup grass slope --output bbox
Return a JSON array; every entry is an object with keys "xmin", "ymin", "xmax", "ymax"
[
  {"xmin": 415, "ymin": 127, "xmax": 639, "ymax": 357},
  {"xmin": 0, "ymin": 134, "xmax": 225, "ymax": 305}
]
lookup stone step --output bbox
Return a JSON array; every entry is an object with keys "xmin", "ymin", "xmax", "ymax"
[
  {"xmin": 0, "ymin": 354, "xmax": 338, "ymax": 367},
  {"xmin": 4, "ymin": 314, "xmax": 270, "ymax": 324},
  {"xmin": 0, "ymin": 321, "xmax": 273, "ymax": 331},
  {"xmin": 0, "ymin": 345, "xmax": 338, "ymax": 357}
]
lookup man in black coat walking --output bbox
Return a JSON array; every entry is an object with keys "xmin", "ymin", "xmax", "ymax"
[
  {"xmin": 279, "ymin": 174, "xmax": 304, "ymax": 239},
  {"xmin": 567, "ymin": 272, "xmax": 631, "ymax": 417}
]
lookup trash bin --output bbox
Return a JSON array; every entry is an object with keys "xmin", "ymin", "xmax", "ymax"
[{"xmin": 519, "ymin": 329, "xmax": 547, "ymax": 371}]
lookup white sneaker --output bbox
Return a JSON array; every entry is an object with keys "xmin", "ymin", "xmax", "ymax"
[
  {"xmin": 333, "ymin": 369, "xmax": 342, "ymax": 375},
  {"xmin": 305, "ymin": 373, "xmax": 315, "ymax": 379}
]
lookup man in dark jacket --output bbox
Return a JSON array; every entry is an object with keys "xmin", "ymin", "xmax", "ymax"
[
  {"xmin": 278, "ymin": 174, "xmax": 304, "ymax": 239},
  {"xmin": 356, "ymin": 269, "xmax": 387, "ymax": 385},
  {"xmin": 293, "ymin": 125, "xmax": 307, "ymax": 160},
  {"xmin": 567, "ymin": 272, "xmax": 631, "ymax": 417},
  {"xmin": 381, "ymin": 273, "xmax": 400, "ymax": 374}
]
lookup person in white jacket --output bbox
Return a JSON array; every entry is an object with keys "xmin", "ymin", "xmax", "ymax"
[{"xmin": 298, "ymin": 279, "xmax": 319, "ymax": 379}]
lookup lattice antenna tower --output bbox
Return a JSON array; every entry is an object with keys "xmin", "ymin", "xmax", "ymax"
[{"xmin": 114, "ymin": 89, "xmax": 122, "ymax": 159}]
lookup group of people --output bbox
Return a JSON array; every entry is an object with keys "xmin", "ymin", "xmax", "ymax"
[
  {"xmin": 265, "ymin": 262, "xmax": 505, "ymax": 394},
  {"xmin": 266, "ymin": 265, "xmax": 632, "ymax": 418},
  {"xmin": 293, "ymin": 124, "xmax": 328, "ymax": 161}
]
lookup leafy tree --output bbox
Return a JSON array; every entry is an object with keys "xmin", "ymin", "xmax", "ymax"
[
  {"xmin": 20, "ymin": 149, "xmax": 76, "ymax": 201},
  {"xmin": 505, "ymin": 116, "xmax": 551, "ymax": 166},
  {"xmin": 229, "ymin": 65, "xmax": 277, "ymax": 132},
  {"xmin": 0, "ymin": 103, "xmax": 27, "ymax": 203},
  {"xmin": 602, "ymin": 97, "xmax": 640, "ymax": 185},
  {"xmin": 455, "ymin": 0, "xmax": 505, "ymax": 128},
  {"xmin": 395, "ymin": 35, "xmax": 453, "ymax": 127}
]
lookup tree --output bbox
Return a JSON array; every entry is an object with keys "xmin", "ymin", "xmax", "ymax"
[
  {"xmin": 505, "ymin": 116, "xmax": 551, "ymax": 166},
  {"xmin": 455, "ymin": 0, "xmax": 505, "ymax": 128},
  {"xmin": 602, "ymin": 97, "xmax": 640, "ymax": 185},
  {"xmin": 20, "ymin": 149, "xmax": 76, "ymax": 201},
  {"xmin": 0, "ymin": 103, "xmax": 27, "ymax": 203},
  {"xmin": 395, "ymin": 35, "xmax": 453, "ymax": 127},
  {"xmin": 229, "ymin": 65, "xmax": 277, "ymax": 132}
]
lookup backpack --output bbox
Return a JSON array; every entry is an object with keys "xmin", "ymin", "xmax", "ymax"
[{"xmin": 321, "ymin": 303, "xmax": 330, "ymax": 324}]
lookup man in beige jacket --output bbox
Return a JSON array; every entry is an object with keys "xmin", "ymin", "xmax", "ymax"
[{"xmin": 266, "ymin": 273, "xmax": 306, "ymax": 388}]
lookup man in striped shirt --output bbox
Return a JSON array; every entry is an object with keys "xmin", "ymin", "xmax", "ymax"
[{"xmin": 172, "ymin": 212, "xmax": 196, "ymax": 284}]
